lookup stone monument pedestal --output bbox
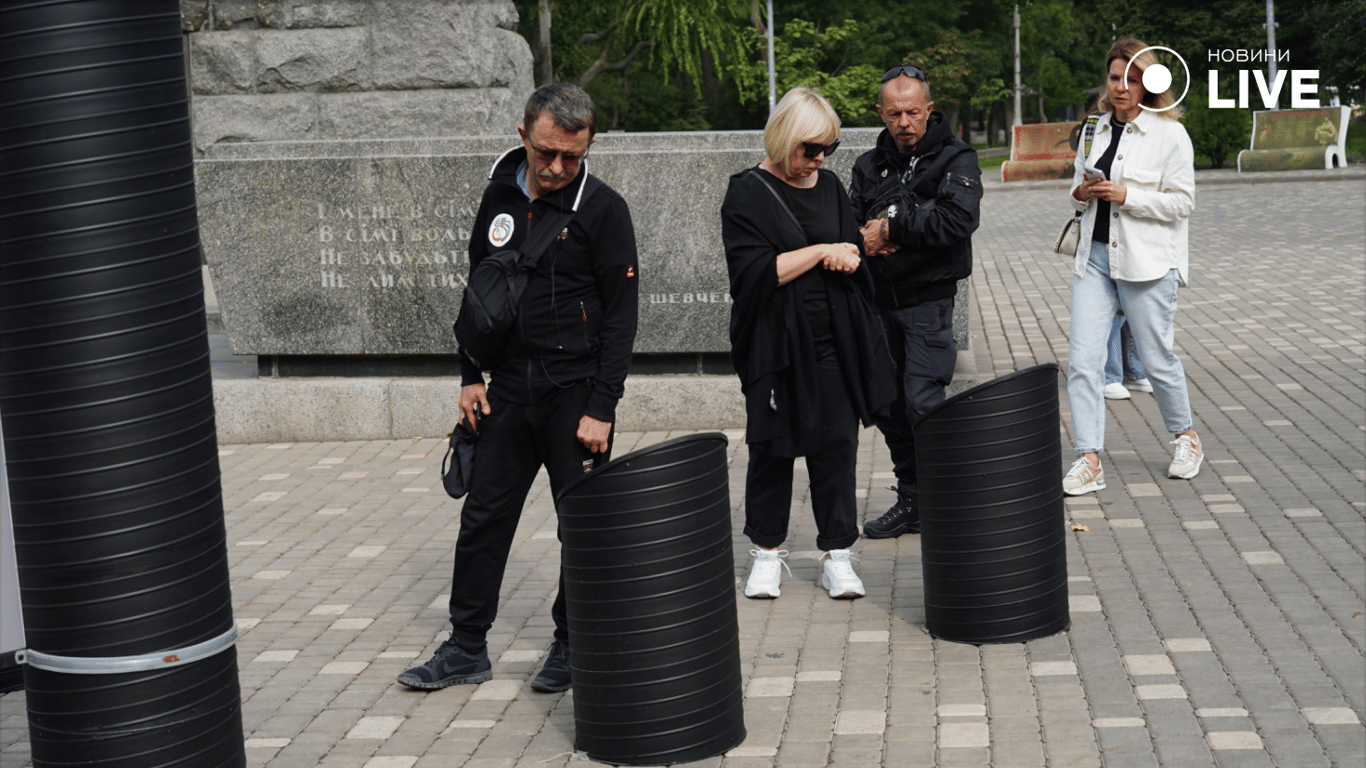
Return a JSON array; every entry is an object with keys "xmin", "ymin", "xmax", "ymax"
[{"xmin": 197, "ymin": 130, "xmax": 976, "ymax": 441}]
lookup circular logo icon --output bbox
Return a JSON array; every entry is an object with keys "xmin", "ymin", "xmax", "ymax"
[
  {"xmin": 1126, "ymin": 46, "xmax": 1190, "ymax": 112},
  {"xmin": 488, "ymin": 213, "xmax": 514, "ymax": 248}
]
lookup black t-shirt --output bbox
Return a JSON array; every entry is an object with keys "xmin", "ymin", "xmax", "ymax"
[
  {"xmin": 1092, "ymin": 114, "xmax": 1126, "ymax": 245},
  {"xmin": 758, "ymin": 168, "xmax": 841, "ymax": 345}
]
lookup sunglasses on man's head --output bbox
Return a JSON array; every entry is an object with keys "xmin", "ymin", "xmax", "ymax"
[
  {"xmin": 801, "ymin": 140, "xmax": 840, "ymax": 159},
  {"xmin": 881, "ymin": 64, "xmax": 928, "ymax": 83}
]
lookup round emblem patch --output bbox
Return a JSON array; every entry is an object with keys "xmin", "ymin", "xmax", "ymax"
[{"xmin": 488, "ymin": 213, "xmax": 515, "ymax": 248}]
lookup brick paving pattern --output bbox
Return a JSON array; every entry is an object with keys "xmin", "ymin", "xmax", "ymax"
[{"xmin": 2, "ymin": 176, "xmax": 1363, "ymax": 767}]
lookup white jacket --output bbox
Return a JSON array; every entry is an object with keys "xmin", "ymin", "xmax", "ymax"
[{"xmin": 1070, "ymin": 109, "xmax": 1195, "ymax": 285}]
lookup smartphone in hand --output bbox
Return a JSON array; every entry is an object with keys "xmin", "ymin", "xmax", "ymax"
[{"xmin": 1083, "ymin": 166, "xmax": 1105, "ymax": 181}]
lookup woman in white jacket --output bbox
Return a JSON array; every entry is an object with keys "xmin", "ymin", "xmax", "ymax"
[{"xmin": 1063, "ymin": 38, "xmax": 1203, "ymax": 495}]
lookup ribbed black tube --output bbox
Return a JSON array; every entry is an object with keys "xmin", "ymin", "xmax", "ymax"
[
  {"xmin": 915, "ymin": 364, "xmax": 1070, "ymax": 644},
  {"xmin": 557, "ymin": 434, "xmax": 746, "ymax": 766},
  {"xmin": 0, "ymin": 1, "xmax": 244, "ymax": 765}
]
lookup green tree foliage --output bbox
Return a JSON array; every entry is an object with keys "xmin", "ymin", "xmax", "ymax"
[
  {"xmin": 620, "ymin": 0, "xmax": 753, "ymax": 95},
  {"xmin": 736, "ymin": 18, "xmax": 884, "ymax": 125},
  {"xmin": 1180, "ymin": 87, "xmax": 1251, "ymax": 168},
  {"xmin": 1016, "ymin": 0, "xmax": 1101, "ymax": 120},
  {"xmin": 513, "ymin": 0, "xmax": 755, "ymax": 130},
  {"xmin": 902, "ymin": 31, "xmax": 976, "ymax": 112},
  {"xmin": 1305, "ymin": 0, "xmax": 1366, "ymax": 103}
]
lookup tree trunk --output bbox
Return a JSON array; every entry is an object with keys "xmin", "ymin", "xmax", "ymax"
[{"xmin": 535, "ymin": 0, "xmax": 554, "ymax": 85}]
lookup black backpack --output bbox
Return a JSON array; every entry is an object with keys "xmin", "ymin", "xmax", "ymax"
[{"xmin": 454, "ymin": 179, "xmax": 598, "ymax": 370}]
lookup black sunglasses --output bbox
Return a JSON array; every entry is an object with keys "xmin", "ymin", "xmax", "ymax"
[
  {"xmin": 881, "ymin": 64, "xmax": 928, "ymax": 83},
  {"xmin": 528, "ymin": 140, "xmax": 589, "ymax": 166},
  {"xmin": 801, "ymin": 140, "xmax": 840, "ymax": 159}
]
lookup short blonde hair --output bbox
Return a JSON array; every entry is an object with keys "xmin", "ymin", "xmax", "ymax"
[
  {"xmin": 1097, "ymin": 38, "xmax": 1182, "ymax": 119},
  {"xmin": 763, "ymin": 87, "xmax": 841, "ymax": 176}
]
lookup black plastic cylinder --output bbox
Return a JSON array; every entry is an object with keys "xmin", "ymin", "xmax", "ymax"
[
  {"xmin": 555, "ymin": 433, "xmax": 746, "ymax": 766},
  {"xmin": 0, "ymin": 1, "xmax": 244, "ymax": 765},
  {"xmin": 914, "ymin": 364, "xmax": 1070, "ymax": 644}
]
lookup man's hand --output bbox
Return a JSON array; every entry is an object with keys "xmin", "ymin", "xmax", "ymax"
[
  {"xmin": 459, "ymin": 383, "xmax": 490, "ymax": 432},
  {"xmin": 860, "ymin": 219, "xmax": 900, "ymax": 256},
  {"xmin": 577, "ymin": 415, "xmax": 612, "ymax": 454}
]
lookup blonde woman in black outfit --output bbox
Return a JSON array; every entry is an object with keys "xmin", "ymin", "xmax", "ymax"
[{"xmin": 720, "ymin": 87, "xmax": 896, "ymax": 601}]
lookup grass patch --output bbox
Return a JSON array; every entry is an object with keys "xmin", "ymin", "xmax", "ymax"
[{"xmin": 979, "ymin": 154, "xmax": 1009, "ymax": 171}]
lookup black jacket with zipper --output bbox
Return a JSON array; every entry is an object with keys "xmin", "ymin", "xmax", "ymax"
[
  {"xmin": 459, "ymin": 147, "xmax": 639, "ymax": 425},
  {"xmin": 848, "ymin": 112, "xmax": 983, "ymax": 310}
]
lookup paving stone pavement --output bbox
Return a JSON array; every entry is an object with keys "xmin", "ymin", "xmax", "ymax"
[{"xmin": 2, "ymin": 174, "xmax": 1363, "ymax": 767}]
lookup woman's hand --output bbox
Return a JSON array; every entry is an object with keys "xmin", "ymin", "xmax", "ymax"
[
  {"xmin": 777, "ymin": 242, "xmax": 859, "ymax": 285},
  {"xmin": 819, "ymin": 242, "xmax": 861, "ymax": 274},
  {"xmin": 1075, "ymin": 177, "xmax": 1127, "ymax": 206}
]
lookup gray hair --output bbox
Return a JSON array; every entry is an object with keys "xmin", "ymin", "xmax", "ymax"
[{"xmin": 523, "ymin": 83, "xmax": 599, "ymax": 138}]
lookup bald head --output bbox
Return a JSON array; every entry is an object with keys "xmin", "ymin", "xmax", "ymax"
[
  {"xmin": 879, "ymin": 73, "xmax": 931, "ymax": 106},
  {"xmin": 876, "ymin": 74, "xmax": 934, "ymax": 152}
]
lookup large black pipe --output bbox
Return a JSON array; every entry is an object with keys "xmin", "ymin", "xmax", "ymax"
[
  {"xmin": 915, "ymin": 364, "xmax": 1070, "ymax": 644},
  {"xmin": 0, "ymin": 2, "xmax": 244, "ymax": 765},
  {"xmin": 556, "ymin": 434, "xmax": 746, "ymax": 766}
]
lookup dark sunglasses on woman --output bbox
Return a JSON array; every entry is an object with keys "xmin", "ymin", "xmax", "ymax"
[{"xmin": 801, "ymin": 140, "xmax": 840, "ymax": 159}]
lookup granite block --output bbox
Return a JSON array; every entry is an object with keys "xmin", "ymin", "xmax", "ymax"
[
  {"xmin": 190, "ymin": 31, "xmax": 258, "ymax": 94},
  {"xmin": 194, "ymin": 93, "xmax": 320, "ymax": 145},
  {"xmin": 370, "ymin": 2, "xmax": 528, "ymax": 90},
  {"xmin": 314, "ymin": 90, "xmax": 524, "ymax": 141},
  {"xmin": 212, "ymin": 378, "xmax": 393, "ymax": 442},
  {"xmin": 256, "ymin": 27, "xmax": 371, "ymax": 93},
  {"xmin": 284, "ymin": 1, "xmax": 369, "ymax": 28}
]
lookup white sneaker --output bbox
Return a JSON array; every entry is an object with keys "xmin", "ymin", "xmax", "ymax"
[
  {"xmin": 1168, "ymin": 434, "xmax": 1204, "ymax": 479},
  {"xmin": 1124, "ymin": 378, "xmax": 1154, "ymax": 394},
  {"xmin": 744, "ymin": 549, "xmax": 789, "ymax": 598},
  {"xmin": 1103, "ymin": 382, "xmax": 1132, "ymax": 400},
  {"xmin": 819, "ymin": 549, "xmax": 865, "ymax": 599},
  {"xmin": 1063, "ymin": 457, "xmax": 1105, "ymax": 495}
]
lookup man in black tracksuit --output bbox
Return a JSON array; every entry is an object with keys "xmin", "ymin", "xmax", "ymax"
[
  {"xmin": 850, "ymin": 65, "xmax": 983, "ymax": 539},
  {"xmin": 398, "ymin": 83, "xmax": 638, "ymax": 693}
]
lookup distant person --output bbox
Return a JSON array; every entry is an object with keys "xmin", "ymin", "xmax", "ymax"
[
  {"xmin": 1104, "ymin": 311, "xmax": 1152, "ymax": 400},
  {"xmin": 397, "ymin": 83, "xmax": 638, "ymax": 692},
  {"xmin": 720, "ymin": 87, "xmax": 896, "ymax": 600},
  {"xmin": 849, "ymin": 64, "xmax": 983, "ymax": 538},
  {"xmin": 1063, "ymin": 38, "xmax": 1201, "ymax": 495}
]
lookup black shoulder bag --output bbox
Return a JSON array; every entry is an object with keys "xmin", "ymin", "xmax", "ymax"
[{"xmin": 453, "ymin": 179, "xmax": 599, "ymax": 371}]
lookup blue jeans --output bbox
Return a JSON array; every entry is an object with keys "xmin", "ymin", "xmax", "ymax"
[
  {"xmin": 1105, "ymin": 313, "xmax": 1145, "ymax": 385},
  {"xmin": 1068, "ymin": 241, "xmax": 1193, "ymax": 454}
]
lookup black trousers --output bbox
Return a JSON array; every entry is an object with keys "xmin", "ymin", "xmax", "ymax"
[
  {"xmin": 744, "ymin": 350, "xmax": 861, "ymax": 552},
  {"xmin": 878, "ymin": 296, "xmax": 957, "ymax": 497},
  {"xmin": 447, "ymin": 379, "xmax": 609, "ymax": 652}
]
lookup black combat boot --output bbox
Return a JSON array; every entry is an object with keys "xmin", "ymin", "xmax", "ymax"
[{"xmin": 863, "ymin": 487, "xmax": 919, "ymax": 538}]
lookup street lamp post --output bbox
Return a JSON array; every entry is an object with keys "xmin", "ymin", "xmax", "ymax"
[
  {"xmin": 1013, "ymin": 4, "xmax": 1023, "ymax": 134},
  {"xmin": 767, "ymin": 0, "xmax": 776, "ymax": 110}
]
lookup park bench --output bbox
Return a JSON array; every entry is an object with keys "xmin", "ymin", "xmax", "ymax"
[
  {"xmin": 1237, "ymin": 106, "xmax": 1351, "ymax": 172},
  {"xmin": 999, "ymin": 122, "xmax": 1077, "ymax": 182}
]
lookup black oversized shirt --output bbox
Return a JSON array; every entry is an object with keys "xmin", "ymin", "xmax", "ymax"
[{"xmin": 459, "ymin": 148, "xmax": 639, "ymax": 425}]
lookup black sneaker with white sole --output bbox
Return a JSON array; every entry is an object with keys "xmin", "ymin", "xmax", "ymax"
[{"xmin": 396, "ymin": 638, "xmax": 492, "ymax": 690}]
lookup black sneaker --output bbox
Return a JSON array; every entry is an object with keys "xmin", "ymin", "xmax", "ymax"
[
  {"xmin": 863, "ymin": 487, "xmax": 920, "ymax": 538},
  {"xmin": 530, "ymin": 640, "xmax": 571, "ymax": 693},
  {"xmin": 396, "ymin": 638, "xmax": 492, "ymax": 690}
]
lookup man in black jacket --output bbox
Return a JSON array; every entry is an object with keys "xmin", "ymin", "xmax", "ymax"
[
  {"xmin": 850, "ymin": 65, "xmax": 983, "ymax": 539},
  {"xmin": 398, "ymin": 83, "xmax": 639, "ymax": 693}
]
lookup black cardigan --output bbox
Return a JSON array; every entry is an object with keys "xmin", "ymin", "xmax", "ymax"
[{"xmin": 720, "ymin": 167, "xmax": 897, "ymax": 457}]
